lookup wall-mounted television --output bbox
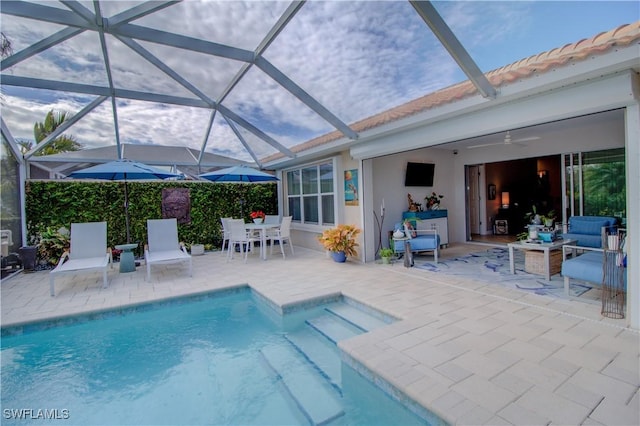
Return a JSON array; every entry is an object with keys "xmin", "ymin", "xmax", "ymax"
[{"xmin": 404, "ymin": 162, "xmax": 435, "ymax": 187}]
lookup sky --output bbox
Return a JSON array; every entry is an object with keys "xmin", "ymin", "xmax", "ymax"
[{"xmin": 1, "ymin": 1, "xmax": 638, "ymax": 163}]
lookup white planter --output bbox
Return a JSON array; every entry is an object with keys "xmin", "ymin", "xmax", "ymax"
[{"xmin": 191, "ymin": 244, "xmax": 205, "ymax": 256}]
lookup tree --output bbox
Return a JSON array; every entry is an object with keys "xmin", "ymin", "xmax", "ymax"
[
  {"xmin": 583, "ymin": 161, "xmax": 626, "ymax": 217},
  {"xmin": 1, "ymin": 33, "xmax": 12, "ymax": 102},
  {"xmin": 33, "ymin": 110, "xmax": 82, "ymax": 155},
  {"xmin": 17, "ymin": 139, "xmax": 33, "ymax": 155},
  {"xmin": 1, "ymin": 32, "xmax": 12, "ymax": 58}
]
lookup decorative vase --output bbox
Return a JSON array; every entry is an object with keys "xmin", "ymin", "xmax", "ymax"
[
  {"xmin": 331, "ymin": 251, "xmax": 347, "ymax": 263},
  {"xmin": 393, "ymin": 230, "xmax": 405, "ymax": 239},
  {"xmin": 431, "ymin": 204, "xmax": 439, "ymax": 210},
  {"xmin": 253, "ymin": 218, "xmax": 263, "ymax": 224}
]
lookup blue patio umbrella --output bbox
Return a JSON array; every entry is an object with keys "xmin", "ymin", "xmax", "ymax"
[
  {"xmin": 68, "ymin": 159, "xmax": 180, "ymax": 243},
  {"xmin": 199, "ymin": 165, "xmax": 278, "ymax": 217},
  {"xmin": 198, "ymin": 165, "xmax": 279, "ymax": 183}
]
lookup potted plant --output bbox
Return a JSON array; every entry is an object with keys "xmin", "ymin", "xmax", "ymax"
[
  {"xmin": 524, "ymin": 205, "xmax": 542, "ymax": 225},
  {"xmin": 317, "ymin": 224, "xmax": 361, "ymax": 262},
  {"xmin": 525, "ymin": 207, "xmax": 556, "ymax": 228},
  {"xmin": 424, "ymin": 192, "xmax": 444, "ymax": 210},
  {"xmin": 379, "ymin": 248, "xmax": 394, "ymax": 264},
  {"xmin": 540, "ymin": 210, "xmax": 556, "ymax": 228},
  {"xmin": 35, "ymin": 226, "xmax": 70, "ymax": 267},
  {"xmin": 250, "ymin": 210, "xmax": 265, "ymax": 224}
]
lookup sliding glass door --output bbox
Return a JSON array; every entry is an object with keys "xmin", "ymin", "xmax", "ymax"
[{"xmin": 563, "ymin": 148, "xmax": 626, "ymax": 225}]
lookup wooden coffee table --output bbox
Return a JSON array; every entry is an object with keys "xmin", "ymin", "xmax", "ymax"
[{"xmin": 507, "ymin": 239, "xmax": 577, "ymax": 281}]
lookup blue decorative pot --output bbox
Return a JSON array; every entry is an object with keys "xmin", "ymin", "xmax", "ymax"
[{"xmin": 331, "ymin": 251, "xmax": 347, "ymax": 263}]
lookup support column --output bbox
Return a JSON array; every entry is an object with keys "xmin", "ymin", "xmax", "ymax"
[{"xmin": 624, "ymin": 103, "xmax": 639, "ymax": 329}]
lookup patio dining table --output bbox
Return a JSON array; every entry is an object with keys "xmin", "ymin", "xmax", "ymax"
[{"xmin": 245, "ymin": 222, "xmax": 280, "ymax": 260}]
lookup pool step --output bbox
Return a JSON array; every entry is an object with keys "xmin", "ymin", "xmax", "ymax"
[
  {"xmin": 306, "ymin": 315, "xmax": 362, "ymax": 344},
  {"xmin": 285, "ymin": 330, "xmax": 342, "ymax": 392},
  {"xmin": 325, "ymin": 304, "xmax": 389, "ymax": 332},
  {"xmin": 260, "ymin": 344, "xmax": 344, "ymax": 426}
]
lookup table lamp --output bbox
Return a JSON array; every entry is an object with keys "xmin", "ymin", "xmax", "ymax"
[{"xmin": 501, "ymin": 192, "xmax": 510, "ymax": 208}]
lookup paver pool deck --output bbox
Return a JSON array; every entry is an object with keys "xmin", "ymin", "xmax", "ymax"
[{"xmin": 2, "ymin": 244, "xmax": 638, "ymax": 425}]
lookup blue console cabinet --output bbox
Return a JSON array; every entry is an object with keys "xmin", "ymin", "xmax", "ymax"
[{"xmin": 402, "ymin": 210, "xmax": 449, "ymax": 247}]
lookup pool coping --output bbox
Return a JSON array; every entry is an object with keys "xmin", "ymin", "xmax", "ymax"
[{"xmin": 1, "ymin": 284, "xmax": 249, "ymax": 336}]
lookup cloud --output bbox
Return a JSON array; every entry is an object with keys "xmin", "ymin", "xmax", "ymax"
[
  {"xmin": 1, "ymin": 1, "xmax": 472, "ymax": 161},
  {"xmin": 261, "ymin": 1, "xmax": 459, "ymax": 123}
]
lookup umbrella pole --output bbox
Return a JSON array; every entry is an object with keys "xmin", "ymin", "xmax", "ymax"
[{"xmin": 124, "ymin": 180, "xmax": 131, "ymax": 244}]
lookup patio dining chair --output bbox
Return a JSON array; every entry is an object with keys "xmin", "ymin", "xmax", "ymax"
[
  {"xmin": 263, "ymin": 215, "xmax": 280, "ymax": 246},
  {"xmin": 145, "ymin": 218, "xmax": 192, "ymax": 281},
  {"xmin": 227, "ymin": 219, "xmax": 258, "ymax": 263},
  {"xmin": 220, "ymin": 217, "xmax": 232, "ymax": 255},
  {"xmin": 269, "ymin": 216, "xmax": 294, "ymax": 258},
  {"xmin": 264, "ymin": 215, "xmax": 280, "ymax": 224},
  {"xmin": 49, "ymin": 221, "xmax": 112, "ymax": 296}
]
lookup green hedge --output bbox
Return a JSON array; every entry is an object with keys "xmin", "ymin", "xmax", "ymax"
[{"xmin": 26, "ymin": 180, "xmax": 277, "ymax": 254}]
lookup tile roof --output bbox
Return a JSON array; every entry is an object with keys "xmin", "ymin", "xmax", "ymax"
[{"xmin": 263, "ymin": 21, "xmax": 640, "ymax": 164}]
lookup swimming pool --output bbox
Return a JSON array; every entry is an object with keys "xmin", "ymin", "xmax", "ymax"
[{"xmin": 1, "ymin": 289, "xmax": 436, "ymax": 425}]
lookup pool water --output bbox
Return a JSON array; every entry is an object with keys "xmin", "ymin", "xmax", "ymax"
[{"xmin": 1, "ymin": 290, "xmax": 433, "ymax": 425}]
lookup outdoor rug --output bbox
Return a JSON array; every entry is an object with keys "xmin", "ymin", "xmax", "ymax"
[{"xmin": 414, "ymin": 247, "xmax": 592, "ymax": 298}]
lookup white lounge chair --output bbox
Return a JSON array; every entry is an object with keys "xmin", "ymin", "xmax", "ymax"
[
  {"xmin": 227, "ymin": 219, "xmax": 257, "ymax": 263},
  {"xmin": 269, "ymin": 216, "xmax": 294, "ymax": 258},
  {"xmin": 145, "ymin": 218, "xmax": 192, "ymax": 281},
  {"xmin": 49, "ymin": 221, "xmax": 112, "ymax": 296}
]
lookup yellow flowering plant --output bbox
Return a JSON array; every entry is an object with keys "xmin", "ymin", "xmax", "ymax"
[{"xmin": 317, "ymin": 224, "xmax": 361, "ymax": 257}]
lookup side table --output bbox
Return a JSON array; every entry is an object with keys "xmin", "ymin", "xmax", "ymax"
[
  {"xmin": 601, "ymin": 249, "xmax": 626, "ymax": 319},
  {"xmin": 507, "ymin": 239, "xmax": 577, "ymax": 281},
  {"xmin": 115, "ymin": 243, "xmax": 138, "ymax": 273}
]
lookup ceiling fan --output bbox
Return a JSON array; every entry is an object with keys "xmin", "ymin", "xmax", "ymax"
[{"xmin": 467, "ymin": 131, "xmax": 540, "ymax": 149}]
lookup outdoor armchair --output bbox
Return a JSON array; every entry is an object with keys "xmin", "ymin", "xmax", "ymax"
[
  {"xmin": 561, "ymin": 216, "xmax": 617, "ymax": 248},
  {"xmin": 393, "ymin": 222, "xmax": 439, "ymax": 263}
]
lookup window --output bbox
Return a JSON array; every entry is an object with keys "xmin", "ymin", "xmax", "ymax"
[{"xmin": 285, "ymin": 160, "xmax": 335, "ymax": 226}]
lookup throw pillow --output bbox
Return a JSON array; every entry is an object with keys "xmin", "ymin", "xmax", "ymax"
[{"xmin": 404, "ymin": 221, "xmax": 417, "ymax": 238}]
